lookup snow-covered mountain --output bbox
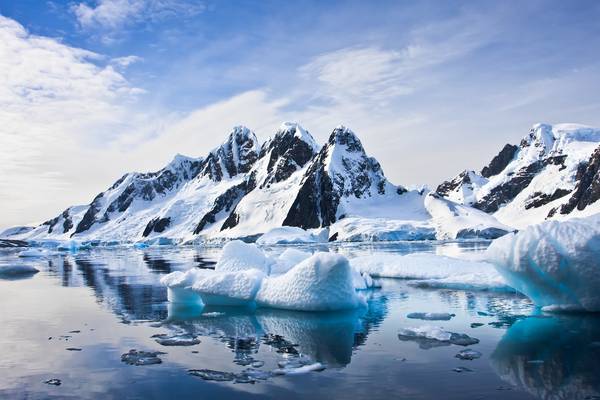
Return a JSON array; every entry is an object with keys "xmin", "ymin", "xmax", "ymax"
[
  {"xmin": 17, "ymin": 122, "xmax": 599, "ymax": 244},
  {"xmin": 437, "ymin": 123, "xmax": 600, "ymax": 228},
  {"xmin": 6, "ymin": 123, "xmax": 434, "ymax": 243}
]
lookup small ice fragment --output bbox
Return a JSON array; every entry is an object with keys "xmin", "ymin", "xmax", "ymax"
[
  {"xmin": 273, "ymin": 362, "xmax": 326, "ymax": 375},
  {"xmin": 121, "ymin": 349, "xmax": 165, "ymax": 366},
  {"xmin": 406, "ymin": 312, "xmax": 455, "ymax": 321},
  {"xmin": 44, "ymin": 378, "xmax": 61, "ymax": 386},
  {"xmin": 452, "ymin": 367, "xmax": 473, "ymax": 373},
  {"xmin": 455, "ymin": 349, "xmax": 482, "ymax": 360},
  {"xmin": 65, "ymin": 348, "xmax": 82, "ymax": 351},
  {"xmin": 153, "ymin": 334, "xmax": 200, "ymax": 346},
  {"xmin": 470, "ymin": 323, "xmax": 484, "ymax": 328},
  {"xmin": 188, "ymin": 369, "xmax": 235, "ymax": 381}
]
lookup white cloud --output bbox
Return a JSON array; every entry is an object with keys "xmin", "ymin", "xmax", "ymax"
[
  {"xmin": 111, "ymin": 55, "xmax": 143, "ymax": 67},
  {"xmin": 0, "ymin": 15, "xmax": 152, "ymax": 228},
  {"xmin": 72, "ymin": 0, "xmax": 205, "ymax": 31}
]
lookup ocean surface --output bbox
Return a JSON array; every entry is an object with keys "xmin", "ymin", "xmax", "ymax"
[{"xmin": 1, "ymin": 241, "xmax": 599, "ymax": 399}]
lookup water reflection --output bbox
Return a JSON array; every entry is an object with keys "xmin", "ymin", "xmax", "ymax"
[
  {"xmin": 491, "ymin": 315, "xmax": 600, "ymax": 399},
  {"xmin": 165, "ymin": 292, "xmax": 389, "ymax": 368}
]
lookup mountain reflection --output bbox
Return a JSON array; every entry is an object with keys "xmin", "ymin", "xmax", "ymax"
[{"xmin": 491, "ymin": 315, "xmax": 600, "ymax": 400}]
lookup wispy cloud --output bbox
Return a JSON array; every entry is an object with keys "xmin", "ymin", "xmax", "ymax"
[{"xmin": 72, "ymin": 0, "xmax": 205, "ymax": 31}]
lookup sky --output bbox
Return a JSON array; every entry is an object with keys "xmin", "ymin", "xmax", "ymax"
[{"xmin": 1, "ymin": 0, "xmax": 600, "ymax": 229}]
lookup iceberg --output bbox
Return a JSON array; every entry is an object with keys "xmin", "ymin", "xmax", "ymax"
[
  {"xmin": 256, "ymin": 227, "xmax": 328, "ymax": 245},
  {"xmin": 160, "ymin": 269, "xmax": 206, "ymax": 305},
  {"xmin": 486, "ymin": 215, "xmax": 600, "ymax": 312},
  {"xmin": 215, "ymin": 240, "xmax": 272, "ymax": 275},
  {"xmin": 256, "ymin": 253, "xmax": 366, "ymax": 311},
  {"xmin": 271, "ymin": 248, "xmax": 312, "ymax": 275},
  {"xmin": 191, "ymin": 269, "xmax": 265, "ymax": 306},
  {"xmin": 162, "ymin": 246, "xmax": 367, "ymax": 311},
  {"xmin": 18, "ymin": 248, "xmax": 47, "ymax": 258}
]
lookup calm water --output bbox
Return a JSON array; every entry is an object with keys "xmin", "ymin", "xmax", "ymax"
[{"xmin": 1, "ymin": 242, "xmax": 599, "ymax": 400}]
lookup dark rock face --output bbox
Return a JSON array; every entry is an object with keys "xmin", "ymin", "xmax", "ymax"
[
  {"xmin": 142, "ymin": 217, "xmax": 171, "ymax": 237},
  {"xmin": 199, "ymin": 126, "xmax": 258, "ymax": 182},
  {"xmin": 283, "ymin": 126, "xmax": 394, "ymax": 229},
  {"xmin": 436, "ymin": 170, "xmax": 473, "ymax": 198},
  {"xmin": 194, "ymin": 174, "xmax": 257, "ymax": 234},
  {"xmin": 481, "ymin": 144, "xmax": 518, "ymax": 178},
  {"xmin": 74, "ymin": 193, "xmax": 104, "ymax": 235},
  {"xmin": 524, "ymin": 189, "xmax": 571, "ymax": 210},
  {"xmin": 473, "ymin": 161, "xmax": 544, "ymax": 213},
  {"xmin": 258, "ymin": 125, "xmax": 317, "ymax": 188},
  {"xmin": 560, "ymin": 145, "xmax": 600, "ymax": 214}
]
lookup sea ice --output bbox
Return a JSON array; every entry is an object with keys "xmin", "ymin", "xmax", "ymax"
[
  {"xmin": 256, "ymin": 226, "xmax": 328, "ymax": 245},
  {"xmin": 121, "ymin": 349, "xmax": 165, "ymax": 366},
  {"xmin": 153, "ymin": 333, "xmax": 201, "ymax": 346},
  {"xmin": 18, "ymin": 249, "xmax": 47, "ymax": 258},
  {"xmin": 398, "ymin": 326, "xmax": 479, "ymax": 349},
  {"xmin": 351, "ymin": 253, "xmax": 508, "ymax": 291},
  {"xmin": 272, "ymin": 362, "xmax": 326, "ymax": 375},
  {"xmin": 256, "ymin": 253, "xmax": 366, "ymax": 311},
  {"xmin": 455, "ymin": 349, "xmax": 482, "ymax": 360},
  {"xmin": 486, "ymin": 215, "xmax": 600, "ymax": 311}
]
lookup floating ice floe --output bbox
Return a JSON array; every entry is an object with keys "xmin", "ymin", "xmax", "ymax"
[
  {"xmin": 121, "ymin": 349, "xmax": 165, "ymax": 366},
  {"xmin": 153, "ymin": 333, "xmax": 201, "ymax": 346},
  {"xmin": 351, "ymin": 253, "xmax": 511, "ymax": 292},
  {"xmin": 455, "ymin": 349, "xmax": 482, "ymax": 360},
  {"xmin": 407, "ymin": 312, "xmax": 455, "ymax": 321},
  {"xmin": 18, "ymin": 248, "xmax": 48, "ymax": 258},
  {"xmin": 398, "ymin": 325, "xmax": 479, "ymax": 349},
  {"xmin": 486, "ymin": 215, "xmax": 600, "ymax": 312},
  {"xmin": 256, "ymin": 253, "xmax": 366, "ymax": 311},
  {"xmin": 256, "ymin": 226, "xmax": 329, "ymax": 245},
  {"xmin": 0, "ymin": 264, "xmax": 39, "ymax": 278}
]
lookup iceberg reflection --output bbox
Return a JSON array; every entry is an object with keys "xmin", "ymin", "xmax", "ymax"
[
  {"xmin": 165, "ymin": 292, "xmax": 388, "ymax": 367},
  {"xmin": 491, "ymin": 315, "xmax": 600, "ymax": 399}
]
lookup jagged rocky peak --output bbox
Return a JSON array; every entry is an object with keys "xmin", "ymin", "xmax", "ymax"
[
  {"xmin": 258, "ymin": 122, "xmax": 319, "ymax": 188},
  {"xmin": 199, "ymin": 125, "xmax": 259, "ymax": 181},
  {"xmin": 283, "ymin": 125, "xmax": 402, "ymax": 229},
  {"xmin": 436, "ymin": 170, "xmax": 487, "ymax": 205},
  {"xmin": 322, "ymin": 125, "xmax": 390, "ymax": 195}
]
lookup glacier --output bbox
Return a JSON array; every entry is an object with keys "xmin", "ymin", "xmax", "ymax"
[{"xmin": 486, "ymin": 214, "xmax": 600, "ymax": 312}]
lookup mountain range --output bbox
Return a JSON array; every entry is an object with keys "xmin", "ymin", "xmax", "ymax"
[{"xmin": 3, "ymin": 122, "xmax": 600, "ymax": 244}]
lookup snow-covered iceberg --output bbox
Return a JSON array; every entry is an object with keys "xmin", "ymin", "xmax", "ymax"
[
  {"xmin": 215, "ymin": 240, "xmax": 273, "ymax": 275},
  {"xmin": 256, "ymin": 227, "xmax": 328, "ymax": 245},
  {"xmin": 256, "ymin": 253, "xmax": 366, "ymax": 311},
  {"xmin": 486, "ymin": 215, "xmax": 600, "ymax": 311},
  {"xmin": 161, "ymin": 243, "xmax": 366, "ymax": 311}
]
